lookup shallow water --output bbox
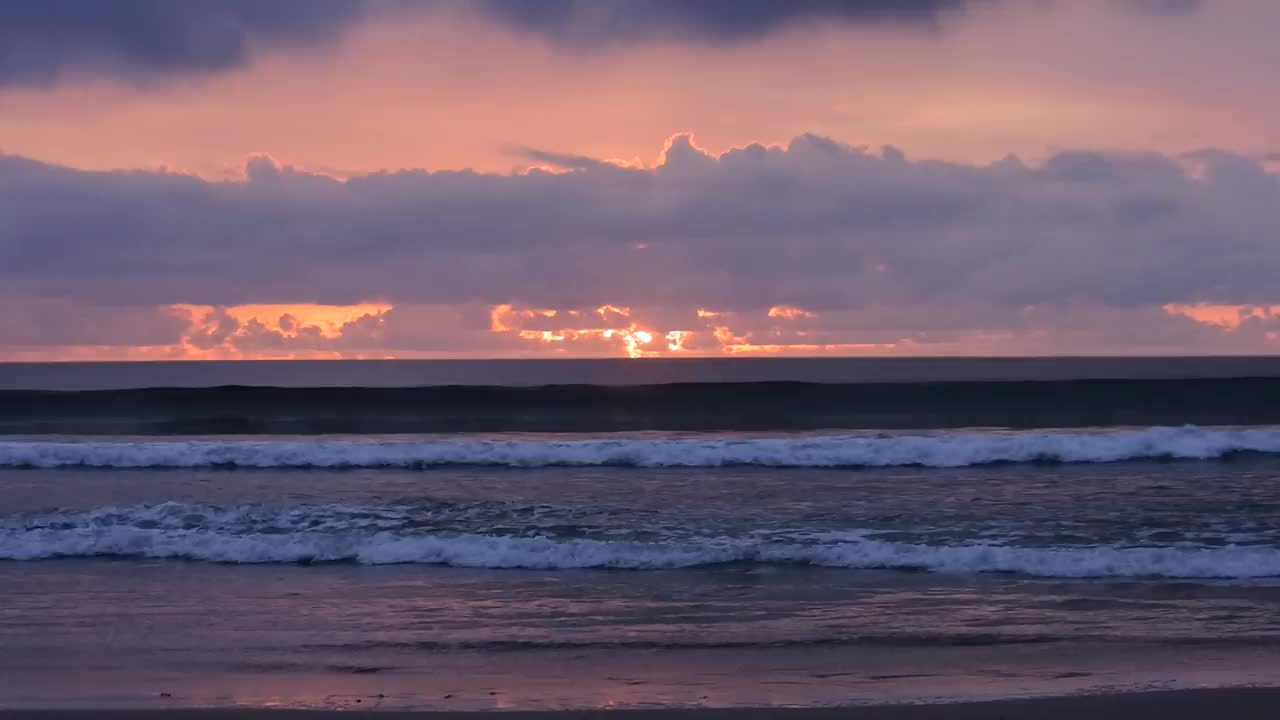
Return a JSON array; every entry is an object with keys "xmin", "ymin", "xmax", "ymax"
[
  {"xmin": 5, "ymin": 435, "xmax": 1280, "ymax": 707},
  {"xmin": 5, "ymin": 561, "xmax": 1280, "ymax": 709}
]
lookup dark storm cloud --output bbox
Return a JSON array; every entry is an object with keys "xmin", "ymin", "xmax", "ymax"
[
  {"xmin": 474, "ymin": 0, "xmax": 974, "ymax": 44},
  {"xmin": 0, "ymin": 0, "xmax": 1200, "ymax": 88},
  {"xmin": 0, "ymin": 0, "xmax": 364, "ymax": 86},
  {"xmin": 2, "ymin": 134, "xmax": 1278, "ymax": 318},
  {"xmin": 0, "ymin": 0, "xmax": 982, "ymax": 86}
]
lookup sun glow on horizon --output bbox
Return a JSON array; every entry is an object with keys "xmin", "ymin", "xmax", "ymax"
[
  {"xmin": 486, "ymin": 303, "xmax": 870, "ymax": 358},
  {"xmin": 494, "ymin": 304, "xmax": 669, "ymax": 358}
]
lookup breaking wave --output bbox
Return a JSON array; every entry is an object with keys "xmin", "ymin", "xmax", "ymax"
[
  {"xmin": 4, "ymin": 502, "xmax": 1280, "ymax": 578},
  {"xmin": 3, "ymin": 426, "xmax": 1280, "ymax": 469}
]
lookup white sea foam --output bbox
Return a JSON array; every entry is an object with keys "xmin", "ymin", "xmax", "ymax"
[
  {"xmin": 4, "ymin": 503, "xmax": 1279, "ymax": 578},
  {"xmin": 3, "ymin": 426, "xmax": 1280, "ymax": 469}
]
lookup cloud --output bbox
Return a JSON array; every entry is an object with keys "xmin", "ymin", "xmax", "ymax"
[
  {"xmin": 472, "ymin": 0, "xmax": 976, "ymax": 45},
  {"xmin": 0, "ymin": 297, "xmax": 188, "ymax": 348},
  {"xmin": 1127, "ymin": 0, "xmax": 1200, "ymax": 16},
  {"xmin": 12, "ymin": 296, "xmax": 1275, "ymax": 360},
  {"xmin": 2, "ymin": 132, "xmax": 1279, "ymax": 356},
  {"xmin": 0, "ymin": 0, "xmax": 1221, "ymax": 90},
  {"xmin": 0, "ymin": 0, "xmax": 984, "ymax": 87},
  {"xmin": 0, "ymin": 0, "xmax": 364, "ymax": 86},
  {"xmin": 510, "ymin": 147, "xmax": 622, "ymax": 172}
]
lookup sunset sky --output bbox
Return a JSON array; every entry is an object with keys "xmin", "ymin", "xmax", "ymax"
[{"xmin": 3, "ymin": 0, "xmax": 1280, "ymax": 360}]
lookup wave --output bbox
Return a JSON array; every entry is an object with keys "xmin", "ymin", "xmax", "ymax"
[
  {"xmin": 4, "ymin": 503, "xmax": 1280, "ymax": 578},
  {"xmin": 7, "ymin": 376, "xmax": 1280, "ymax": 435},
  {"xmin": 291, "ymin": 635, "xmax": 1066, "ymax": 653},
  {"xmin": 3, "ymin": 426, "xmax": 1280, "ymax": 469}
]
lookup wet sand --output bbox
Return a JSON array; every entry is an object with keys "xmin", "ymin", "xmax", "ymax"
[{"xmin": 5, "ymin": 688, "xmax": 1280, "ymax": 719}]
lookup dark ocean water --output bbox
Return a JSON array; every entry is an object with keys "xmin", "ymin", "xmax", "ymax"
[
  {"xmin": 10, "ymin": 356, "xmax": 1280, "ymax": 390},
  {"xmin": 4, "ymin": 358, "xmax": 1280, "ymax": 709}
]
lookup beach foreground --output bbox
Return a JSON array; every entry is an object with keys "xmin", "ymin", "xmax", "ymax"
[{"xmin": 5, "ymin": 688, "xmax": 1280, "ymax": 719}]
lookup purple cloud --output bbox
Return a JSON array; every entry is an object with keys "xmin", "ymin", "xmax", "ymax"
[{"xmin": 2, "ymin": 133, "xmax": 1278, "ymax": 355}]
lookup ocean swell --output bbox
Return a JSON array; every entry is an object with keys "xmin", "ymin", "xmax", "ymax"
[
  {"xmin": 3, "ymin": 426, "xmax": 1280, "ymax": 469},
  {"xmin": 4, "ymin": 503, "xmax": 1280, "ymax": 578},
  {"xmin": 9, "ymin": 376, "xmax": 1280, "ymax": 434}
]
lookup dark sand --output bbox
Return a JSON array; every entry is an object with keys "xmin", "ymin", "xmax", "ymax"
[{"xmin": 5, "ymin": 688, "xmax": 1280, "ymax": 719}]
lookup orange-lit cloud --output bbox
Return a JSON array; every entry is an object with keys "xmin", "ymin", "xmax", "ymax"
[
  {"xmin": 487, "ymin": 303, "xmax": 896, "ymax": 358},
  {"xmin": 168, "ymin": 304, "xmax": 389, "ymax": 360},
  {"xmin": 768, "ymin": 306, "xmax": 817, "ymax": 320},
  {"xmin": 665, "ymin": 330, "xmax": 690, "ymax": 352},
  {"xmin": 490, "ymin": 304, "xmax": 558, "ymax": 333},
  {"xmin": 492, "ymin": 304, "xmax": 675, "ymax": 358},
  {"xmin": 8, "ymin": 297, "xmax": 1280, "ymax": 362},
  {"xmin": 177, "ymin": 303, "xmax": 390, "ymax": 337},
  {"xmin": 1164, "ymin": 303, "xmax": 1280, "ymax": 329}
]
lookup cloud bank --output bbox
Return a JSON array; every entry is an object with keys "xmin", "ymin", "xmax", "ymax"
[
  {"xmin": 4, "ymin": 134, "xmax": 1277, "ymax": 309},
  {"xmin": 0, "ymin": 0, "xmax": 365, "ymax": 86},
  {"xmin": 2, "ymin": 132, "xmax": 1279, "ymax": 358},
  {"xmin": 11, "ymin": 1, "xmax": 1213, "ymax": 86},
  {"xmin": 472, "ymin": 0, "xmax": 974, "ymax": 45}
]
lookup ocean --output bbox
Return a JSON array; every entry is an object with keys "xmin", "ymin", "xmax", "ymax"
[{"xmin": 4, "ymin": 358, "xmax": 1280, "ymax": 710}]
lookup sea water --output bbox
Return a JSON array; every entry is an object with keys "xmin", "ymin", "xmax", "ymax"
[{"xmin": 4, "ymin": 359, "xmax": 1280, "ymax": 709}]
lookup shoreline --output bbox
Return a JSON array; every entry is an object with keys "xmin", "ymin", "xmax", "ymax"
[{"xmin": 6, "ymin": 688, "xmax": 1280, "ymax": 719}]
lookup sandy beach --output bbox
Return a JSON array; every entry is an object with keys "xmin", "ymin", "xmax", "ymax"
[{"xmin": 4, "ymin": 688, "xmax": 1280, "ymax": 719}]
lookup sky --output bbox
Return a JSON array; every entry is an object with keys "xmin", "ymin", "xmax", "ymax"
[{"xmin": 2, "ymin": 0, "xmax": 1280, "ymax": 360}]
